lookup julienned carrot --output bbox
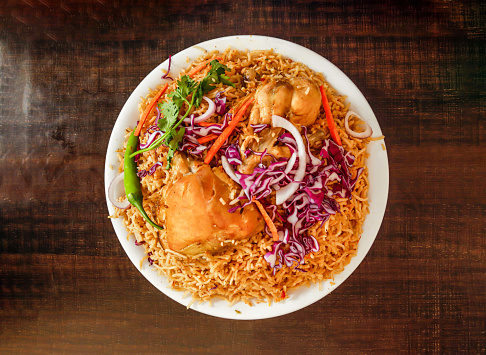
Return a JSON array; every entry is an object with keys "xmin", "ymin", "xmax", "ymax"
[
  {"xmin": 204, "ymin": 97, "xmax": 254, "ymax": 164},
  {"xmin": 134, "ymin": 83, "xmax": 169, "ymax": 137},
  {"xmin": 319, "ymin": 85, "xmax": 342, "ymax": 146},
  {"xmin": 188, "ymin": 56, "xmax": 223, "ymax": 78},
  {"xmin": 252, "ymin": 198, "xmax": 279, "ymax": 242},
  {"xmin": 198, "ymin": 122, "xmax": 221, "ymax": 127},
  {"xmin": 197, "ymin": 134, "xmax": 218, "ymax": 144}
]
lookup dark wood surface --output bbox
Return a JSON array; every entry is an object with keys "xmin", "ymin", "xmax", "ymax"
[{"xmin": 1, "ymin": 1, "xmax": 484, "ymax": 353}]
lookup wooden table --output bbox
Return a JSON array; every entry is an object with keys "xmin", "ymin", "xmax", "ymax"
[{"xmin": 1, "ymin": 1, "xmax": 484, "ymax": 353}]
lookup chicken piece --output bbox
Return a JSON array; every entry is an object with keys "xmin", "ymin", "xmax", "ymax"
[
  {"xmin": 242, "ymin": 67, "xmax": 258, "ymax": 81},
  {"xmin": 168, "ymin": 151, "xmax": 203, "ymax": 181},
  {"xmin": 249, "ymin": 80, "xmax": 293, "ymax": 125},
  {"xmin": 159, "ymin": 153, "xmax": 264, "ymax": 256},
  {"xmin": 249, "ymin": 77, "xmax": 321, "ymax": 127},
  {"xmin": 288, "ymin": 77, "xmax": 322, "ymax": 126},
  {"xmin": 239, "ymin": 77, "xmax": 320, "ymax": 174}
]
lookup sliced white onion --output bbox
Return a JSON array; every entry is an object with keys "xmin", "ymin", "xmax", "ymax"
[
  {"xmin": 108, "ymin": 172, "xmax": 130, "ymax": 209},
  {"xmin": 285, "ymin": 152, "xmax": 297, "ymax": 174},
  {"xmin": 183, "ymin": 96, "xmax": 216, "ymax": 124},
  {"xmin": 221, "ymin": 156, "xmax": 240, "ymax": 184},
  {"xmin": 345, "ymin": 110, "xmax": 373, "ymax": 139},
  {"xmin": 272, "ymin": 115, "xmax": 307, "ymax": 205}
]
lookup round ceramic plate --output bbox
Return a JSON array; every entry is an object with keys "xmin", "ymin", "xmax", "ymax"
[{"xmin": 105, "ymin": 35, "xmax": 389, "ymax": 320}]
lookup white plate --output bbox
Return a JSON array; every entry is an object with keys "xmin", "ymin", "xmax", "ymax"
[{"xmin": 105, "ymin": 35, "xmax": 389, "ymax": 320}]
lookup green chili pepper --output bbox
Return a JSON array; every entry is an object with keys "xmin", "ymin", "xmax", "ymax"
[{"xmin": 124, "ymin": 131, "xmax": 163, "ymax": 230}]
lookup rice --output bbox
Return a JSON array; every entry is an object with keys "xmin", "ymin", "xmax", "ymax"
[{"xmin": 114, "ymin": 48, "xmax": 370, "ymax": 306}]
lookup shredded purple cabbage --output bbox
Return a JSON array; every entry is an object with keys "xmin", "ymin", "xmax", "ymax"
[
  {"xmin": 214, "ymin": 91, "xmax": 227, "ymax": 115},
  {"xmin": 155, "ymin": 106, "xmax": 162, "ymax": 125},
  {"xmin": 161, "ymin": 55, "xmax": 173, "ymax": 81},
  {"xmin": 180, "ymin": 113, "xmax": 233, "ymax": 156},
  {"xmin": 140, "ymin": 130, "xmax": 164, "ymax": 149},
  {"xmin": 145, "ymin": 252, "xmax": 154, "ymax": 266},
  {"xmin": 227, "ymin": 126, "xmax": 362, "ymax": 272},
  {"xmin": 224, "ymin": 144, "xmax": 242, "ymax": 165},
  {"xmin": 263, "ymin": 134, "xmax": 363, "ymax": 271},
  {"xmin": 319, "ymin": 139, "xmax": 364, "ymax": 199},
  {"xmin": 228, "ymin": 159, "xmax": 292, "ymax": 214},
  {"xmin": 250, "ymin": 123, "xmax": 270, "ymax": 133},
  {"xmin": 137, "ymin": 162, "xmax": 163, "ymax": 178},
  {"xmin": 244, "ymin": 148, "xmax": 279, "ymax": 163}
]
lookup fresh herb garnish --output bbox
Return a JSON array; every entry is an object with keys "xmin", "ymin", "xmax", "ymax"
[
  {"xmin": 169, "ymin": 75, "xmax": 198, "ymax": 109},
  {"xmin": 166, "ymin": 126, "xmax": 185, "ymax": 166},
  {"xmin": 129, "ymin": 60, "xmax": 234, "ymax": 168}
]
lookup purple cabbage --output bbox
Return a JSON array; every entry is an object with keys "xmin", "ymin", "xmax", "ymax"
[
  {"xmin": 161, "ymin": 55, "xmax": 173, "ymax": 81},
  {"xmin": 224, "ymin": 128, "xmax": 361, "ymax": 271},
  {"xmin": 186, "ymin": 113, "xmax": 230, "ymax": 137},
  {"xmin": 155, "ymin": 106, "xmax": 162, "ymax": 125},
  {"xmin": 250, "ymin": 124, "xmax": 270, "ymax": 134},
  {"xmin": 228, "ymin": 159, "xmax": 292, "ymax": 213},
  {"xmin": 140, "ymin": 130, "xmax": 164, "ymax": 149},
  {"xmin": 263, "ymin": 135, "xmax": 363, "ymax": 271},
  {"xmin": 180, "ymin": 113, "xmax": 233, "ymax": 156},
  {"xmin": 319, "ymin": 139, "xmax": 364, "ymax": 198},
  {"xmin": 214, "ymin": 91, "xmax": 227, "ymax": 115},
  {"xmin": 137, "ymin": 162, "xmax": 163, "ymax": 178},
  {"xmin": 244, "ymin": 148, "xmax": 279, "ymax": 163},
  {"xmin": 224, "ymin": 144, "xmax": 242, "ymax": 165}
]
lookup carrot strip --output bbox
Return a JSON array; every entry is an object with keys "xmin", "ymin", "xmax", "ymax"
[
  {"xmin": 319, "ymin": 85, "xmax": 342, "ymax": 146},
  {"xmin": 252, "ymin": 198, "xmax": 279, "ymax": 242},
  {"xmin": 197, "ymin": 134, "xmax": 218, "ymax": 144},
  {"xmin": 198, "ymin": 122, "xmax": 221, "ymax": 127},
  {"xmin": 188, "ymin": 56, "xmax": 223, "ymax": 78},
  {"xmin": 204, "ymin": 97, "xmax": 254, "ymax": 164},
  {"xmin": 134, "ymin": 83, "xmax": 169, "ymax": 137}
]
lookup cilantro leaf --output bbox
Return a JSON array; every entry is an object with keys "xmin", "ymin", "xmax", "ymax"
[
  {"xmin": 200, "ymin": 60, "xmax": 235, "ymax": 93},
  {"xmin": 165, "ymin": 127, "xmax": 186, "ymax": 168},
  {"xmin": 158, "ymin": 100, "xmax": 179, "ymax": 132},
  {"xmin": 168, "ymin": 75, "xmax": 197, "ymax": 109},
  {"xmin": 208, "ymin": 60, "xmax": 235, "ymax": 86},
  {"xmin": 193, "ymin": 60, "xmax": 235, "ymax": 107},
  {"xmin": 208, "ymin": 60, "xmax": 231, "ymax": 76},
  {"xmin": 168, "ymin": 127, "xmax": 185, "ymax": 151}
]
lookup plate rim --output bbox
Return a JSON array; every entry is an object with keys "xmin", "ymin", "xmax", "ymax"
[{"xmin": 104, "ymin": 35, "xmax": 389, "ymax": 320}]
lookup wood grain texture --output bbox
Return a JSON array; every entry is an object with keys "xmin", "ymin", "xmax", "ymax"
[{"xmin": 0, "ymin": 0, "xmax": 484, "ymax": 353}]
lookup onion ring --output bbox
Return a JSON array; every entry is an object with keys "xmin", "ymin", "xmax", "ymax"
[
  {"xmin": 344, "ymin": 110, "xmax": 373, "ymax": 139},
  {"xmin": 108, "ymin": 172, "xmax": 130, "ymax": 209},
  {"xmin": 183, "ymin": 96, "xmax": 216, "ymax": 124}
]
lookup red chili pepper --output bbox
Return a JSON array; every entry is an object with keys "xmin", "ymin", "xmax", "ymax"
[{"xmin": 319, "ymin": 85, "xmax": 342, "ymax": 146}]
